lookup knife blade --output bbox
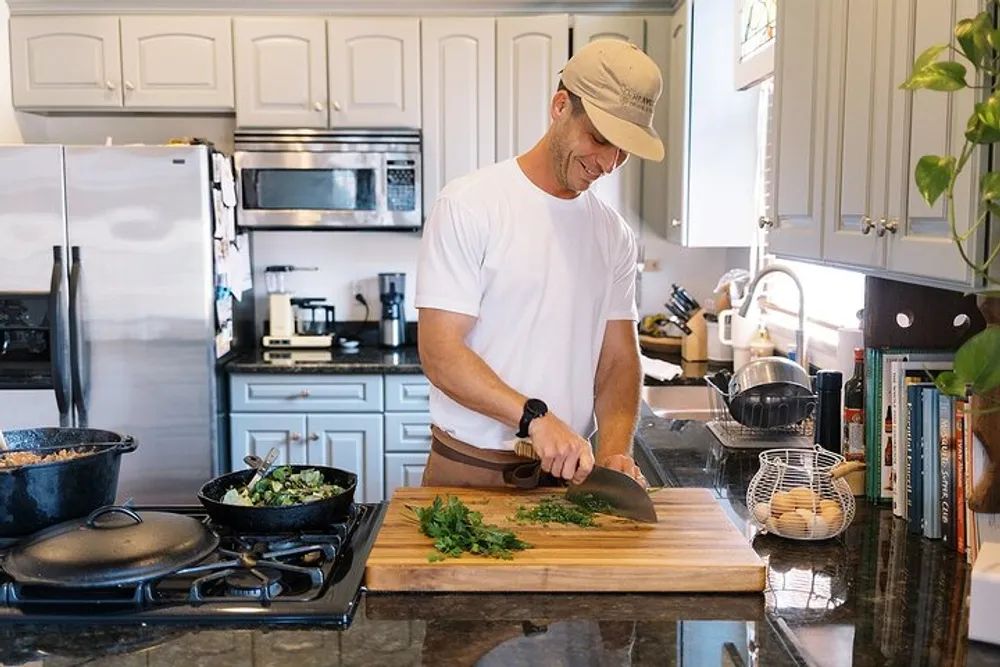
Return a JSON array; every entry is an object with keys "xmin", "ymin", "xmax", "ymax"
[
  {"xmin": 509, "ymin": 438, "xmax": 658, "ymax": 523},
  {"xmin": 567, "ymin": 466, "xmax": 659, "ymax": 523}
]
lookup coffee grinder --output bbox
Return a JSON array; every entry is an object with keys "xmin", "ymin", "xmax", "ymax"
[{"xmin": 378, "ymin": 272, "xmax": 407, "ymax": 348}]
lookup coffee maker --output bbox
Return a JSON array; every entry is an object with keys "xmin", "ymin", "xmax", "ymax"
[
  {"xmin": 378, "ymin": 272, "xmax": 406, "ymax": 348},
  {"xmin": 261, "ymin": 265, "xmax": 333, "ymax": 349}
]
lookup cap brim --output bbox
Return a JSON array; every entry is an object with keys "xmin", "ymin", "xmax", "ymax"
[{"xmin": 581, "ymin": 98, "xmax": 664, "ymax": 162}]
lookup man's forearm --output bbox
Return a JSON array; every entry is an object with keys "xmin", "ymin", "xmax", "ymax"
[
  {"xmin": 422, "ymin": 340, "xmax": 527, "ymax": 429},
  {"xmin": 593, "ymin": 346, "xmax": 642, "ymax": 462}
]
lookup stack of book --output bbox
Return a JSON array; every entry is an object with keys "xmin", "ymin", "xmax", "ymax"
[{"xmin": 865, "ymin": 348, "xmax": 999, "ymax": 564}]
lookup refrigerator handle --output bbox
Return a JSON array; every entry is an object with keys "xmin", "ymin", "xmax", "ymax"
[
  {"xmin": 68, "ymin": 246, "xmax": 87, "ymax": 427},
  {"xmin": 49, "ymin": 246, "xmax": 70, "ymax": 426}
]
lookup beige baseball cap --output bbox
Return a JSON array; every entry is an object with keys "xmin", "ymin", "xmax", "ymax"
[{"xmin": 560, "ymin": 38, "xmax": 664, "ymax": 162}]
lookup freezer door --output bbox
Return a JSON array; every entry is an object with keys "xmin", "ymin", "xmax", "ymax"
[
  {"xmin": 64, "ymin": 146, "xmax": 217, "ymax": 505},
  {"xmin": 0, "ymin": 146, "xmax": 72, "ymax": 426}
]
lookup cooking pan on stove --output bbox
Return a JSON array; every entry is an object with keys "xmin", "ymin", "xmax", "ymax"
[{"xmin": 198, "ymin": 464, "xmax": 358, "ymax": 532}]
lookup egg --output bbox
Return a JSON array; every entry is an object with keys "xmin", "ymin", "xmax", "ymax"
[
  {"xmin": 770, "ymin": 491, "xmax": 796, "ymax": 517},
  {"xmin": 808, "ymin": 515, "xmax": 831, "ymax": 539},
  {"xmin": 765, "ymin": 517, "xmax": 779, "ymax": 534},
  {"xmin": 820, "ymin": 506, "xmax": 844, "ymax": 532},
  {"xmin": 819, "ymin": 499, "xmax": 840, "ymax": 514},
  {"xmin": 794, "ymin": 508, "xmax": 815, "ymax": 523},
  {"xmin": 777, "ymin": 511, "xmax": 809, "ymax": 538},
  {"xmin": 789, "ymin": 487, "xmax": 819, "ymax": 511},
  {"xmin": 752, "ymin": 502, "xmax": 772, "ymax": 524}
]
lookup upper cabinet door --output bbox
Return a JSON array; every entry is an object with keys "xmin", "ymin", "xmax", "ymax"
[
  {"xmin": 768, "ymin": 0, "xmax": 838, "ymax": 261},
  {"xmin": 327, "ymin": 18, "xmax": 422, "ymax": 128},
  {"xmin": 120, "ymin": 16, "xmax": 234, "ymax": 110},
  {"xmin": 420, "ymin": 18, "xmax": 496, "ymax": 211},
  {"xmin": 9, "ymin": 16, "xmax": 122, "ymax": 108},
  {"xmin": 886, "ymin": 0, "xmax": 980, "ymax": 285},
  {"xmin": 233, "ymin": 18, "xmax": 328, "ymax": 129},
  {"xmin": 496, "ymin": 15, "xmax": 570, "ymax": 161},
  {"xmin": 571, "ymin": 16, "xmax": 645, "ymax": 231}
]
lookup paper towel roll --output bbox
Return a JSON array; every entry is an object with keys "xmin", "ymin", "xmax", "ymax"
[{"xmin": 835, "ymin": 328, "xmax": 864, "ymax": 378}]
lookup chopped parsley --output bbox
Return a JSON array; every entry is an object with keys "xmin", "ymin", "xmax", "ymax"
[
  {"xmin": 411, "ymin": 495, "xmax": 532, "ymax": 562},
  {"xmin": 514, "ymin": 494, "xmax": 617, "ymax": 527}
]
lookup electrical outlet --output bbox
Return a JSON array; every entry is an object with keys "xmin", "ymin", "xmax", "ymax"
[{"xmin": 644, "ymin": 258, "xmax": 661, "ymax": 272}]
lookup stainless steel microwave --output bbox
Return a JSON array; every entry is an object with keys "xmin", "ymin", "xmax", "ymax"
[{"xmin": 233, "ymin": 129, "xmax": 422, "ymax": 230}]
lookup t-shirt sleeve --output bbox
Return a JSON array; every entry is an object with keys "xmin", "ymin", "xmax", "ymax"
[
  {"xmin": 607, "ymin": 219, "xmax": 639, "ymax": 322},
  {"xmin": 415, "ymin": 195, "xmax": 487, "ymax": 317}
]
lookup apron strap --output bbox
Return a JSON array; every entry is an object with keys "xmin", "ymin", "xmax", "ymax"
[{"xmin": 430, "ymin": 425, "xmax": 546, "ymax": 489}]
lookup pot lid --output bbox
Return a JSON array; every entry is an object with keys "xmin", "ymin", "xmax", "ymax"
[{"xmin": 3, "ymin": 506, "xmax": 219, "ymax": 587}]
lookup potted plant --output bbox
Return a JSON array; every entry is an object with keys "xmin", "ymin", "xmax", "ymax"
[{"xmin": 900, "ymin": 8, "xmax": 1000, "ymax": 513}]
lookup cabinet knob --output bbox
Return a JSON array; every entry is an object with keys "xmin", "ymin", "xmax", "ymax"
[
  {"xmin": 309, "ymin": 432, "xmax": 319, "ymax": 442},
  {"xmin": 289, "ymin": 432, "xmax": 301, "ymax": 442},
  {"xmin": 881, "ymin": 218, "xmax": 899, "ymax": 235},
  {"xmin": 105, "ymin": 80, "xmax": 116, "ymax": 91},
  {"xmin": 299, "ymin": 389, "xmax": 310, "ymax": 398},
  {"xmin": 670, "ymin": 218, "xmax": 682, "ymax": 228},
  {"xmin": 332, "ymin": 101, "xmax": 341, "ymax": 112},
  {"xmin": 757, "ymin": 216, "xmax": 774, "ymax": 229},
  {"xmin": 860, "ymin": 215, "xmax": 874, "ymax": 235},
  {"xmin": 124, "ymin": 81, "xmax": 135, "ymax": 91},
  {"xmin": 314, "ymin": 102, "xmax": 324, "ymax": 111}
]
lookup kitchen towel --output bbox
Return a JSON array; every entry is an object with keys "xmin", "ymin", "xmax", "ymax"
[{"xmin": 640, "ymin": 355, "xmax": 683, "ymax": 382}]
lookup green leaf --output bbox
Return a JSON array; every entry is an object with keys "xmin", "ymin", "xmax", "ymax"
[
  {"xmin": 935, "ymin": 371, "xmax": 968, "ymax": 397},
  {"xmin": 956, "ymin": 13, "xmax": 992, "ymax": 67},
  {"xmin": 914, "ymin": 155, "xmax": 956, "ymax": 207},
  {"xmin": 913, "ymin": 43, "xmax": 949, "ymax": 72},
  {"xmin": 966, "ymin": 110, "xmax": 1000, "ymax": 144},
  {"xmin": 900, "ymin": 61, "xmax": 969, "ymax": 91},
  {"xmin": 978, "ymin": 91, "xmax": 1000, "ymax": 131},
  {"xmin": 983, "ymin": 172, "xmax": 1000, "ymax": 202},
  {"xmin": 954, "ymin": 327, "xmax": 1000, "ymax": 394}
]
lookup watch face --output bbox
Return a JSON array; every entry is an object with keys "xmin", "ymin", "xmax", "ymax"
[{"xmin": 526, "ymin": 398, "xmax": 547, "ymax": 417}]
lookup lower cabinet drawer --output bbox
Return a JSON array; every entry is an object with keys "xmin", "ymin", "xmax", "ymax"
[
  {"xmin": 384, "ymin": 412, "xmax": 432, "ymax": 452},
  {"xmin": 230, "ymin": 374, "xmax": 384, "ymax": 413},
  {"xmin": 384, "ymin": 375, "xmax": 430, "ymax": 412}
]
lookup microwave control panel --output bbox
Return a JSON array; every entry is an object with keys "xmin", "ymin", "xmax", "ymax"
[{"xmin": 386, "ymin": 163, "xmax": 417, "ymax": 212}]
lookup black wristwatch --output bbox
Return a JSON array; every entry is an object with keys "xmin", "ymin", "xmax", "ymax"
[{"xmin": 517, "ymin": 398, "xmax": 548, "ymax": 438}]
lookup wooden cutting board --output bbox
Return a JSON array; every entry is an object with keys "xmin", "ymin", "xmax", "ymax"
[{"xmin": 364, "ymin": 487, "xmax": 765, "ymax": 593}]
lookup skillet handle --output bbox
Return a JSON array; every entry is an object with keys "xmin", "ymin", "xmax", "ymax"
[{"xmin": 115, "ymin": 436, "xmax": 138, "ymax": 454}]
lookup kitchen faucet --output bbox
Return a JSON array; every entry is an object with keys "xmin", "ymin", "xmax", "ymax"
[{"xmin": 738, "ymin": 265, "xmax": 807, "ymax": 369}]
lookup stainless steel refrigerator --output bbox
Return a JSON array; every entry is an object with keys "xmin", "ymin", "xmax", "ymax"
[{"xmin": 0, "ymin": 144, "xmax": 231, "ymax": 505}]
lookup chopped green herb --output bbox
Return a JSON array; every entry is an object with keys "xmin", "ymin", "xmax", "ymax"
[
  {"xmin": 427, "ymin": 552, "xmax": 446, "ymax": 563},
  {"xmin": 568, "ymin": 493, "xmax": 616, "ymax": 515},
  {"xmin": 411, "ymin": 495, "xmax": 532, "ymax": 561},
  {"xmin": 514, "ymin": 494, "xmax": 616, "ymax": 527}
]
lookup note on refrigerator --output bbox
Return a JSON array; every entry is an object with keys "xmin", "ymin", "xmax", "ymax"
[{"xmin": 219, "ymin": 156, "xmax": 237, "ymax": 208}]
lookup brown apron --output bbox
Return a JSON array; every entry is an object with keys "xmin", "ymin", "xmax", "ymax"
[{"xmin": 421, "ymin": 425, "xmax": 560, "ymax": 489}]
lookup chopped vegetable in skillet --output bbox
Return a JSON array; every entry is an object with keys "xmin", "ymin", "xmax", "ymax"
[{"xmin": 221, "ymin": 466, "xmax": 345, "ymax": 507}]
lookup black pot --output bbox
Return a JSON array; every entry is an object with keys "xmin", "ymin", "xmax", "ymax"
[
  {"xmin": 0, "ymin": 428, "xmax": 138, "ymax": 538},
  {"xmin": 198, "ymin": 465, "xmax": 358, "ymax": 532}
]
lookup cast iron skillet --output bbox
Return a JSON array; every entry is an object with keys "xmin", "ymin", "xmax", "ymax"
[{"xmin": 197, "ymin": 465, "xmax": 358, "ymax": 532}]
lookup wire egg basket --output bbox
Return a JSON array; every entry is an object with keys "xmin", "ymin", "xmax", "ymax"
[{"xmin": 746, "ymin": 446, "xmax": 859, "ymax": 541}]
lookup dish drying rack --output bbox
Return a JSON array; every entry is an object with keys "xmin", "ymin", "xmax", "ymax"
[{"xmin": 705, "ymin": 376, "xmax": 817, "ymax": 450}]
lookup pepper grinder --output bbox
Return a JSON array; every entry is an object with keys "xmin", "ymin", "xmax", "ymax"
[{"xmin": 813, "ymin": 370, "xmax": 843, "ymax": 454}]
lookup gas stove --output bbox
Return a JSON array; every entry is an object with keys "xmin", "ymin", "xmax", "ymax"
[{"xmin": 0, "ymin": 502, "xmax": 387, "ymax": 627}]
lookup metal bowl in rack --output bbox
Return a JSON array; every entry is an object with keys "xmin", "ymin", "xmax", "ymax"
[{"xmin": 727, "ymin": 357, "xmax": 815, "ymax": 429}]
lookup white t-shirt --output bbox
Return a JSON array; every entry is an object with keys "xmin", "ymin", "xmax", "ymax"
[{"xmin": 415, "ymin": 158, "xmax": 638, "ymax": 450}]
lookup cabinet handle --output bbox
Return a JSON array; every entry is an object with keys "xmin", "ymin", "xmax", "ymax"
[
  {"xmin": 880, "ymin": 218, "xmax": 899, "ymax": 236},
  {"xmin": 298, "ymin": 389, "xmax": 310, "ymax": 398},
  {"xmin": 124, "ymin": 81, "xmax": 135, "ymax": 91},
  {"xmin": 757, "ymin": 216, "xmax": 774, "ymax": 229},
  {"xmin": 314, "ymin": 102, "xmax": 324, "ymax": 111},
  {"xmin": 332, "ymin": 101, "xmax": 341, "ymax": 111},
  {"xmin": 289, "ymin": 432, "xmax": 301, "ymax": 442},
  {"xmin": 105, "ymin": 80, "xmax": 116, "ymax": 91},
  {"xmin": 309, "ymin": 432, "xmax": 319, "ymax": 442},
  {"xmin": 860, "ymin": 216, "xmax": 874, "ymax": 235}
]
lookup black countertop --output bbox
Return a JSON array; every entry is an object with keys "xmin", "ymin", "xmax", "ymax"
[{"xmin": 3, "ymin": 411, "xmax": 998, "ymax": 665}]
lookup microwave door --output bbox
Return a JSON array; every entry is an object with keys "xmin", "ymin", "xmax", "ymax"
[{"xmin": 236, "ymin": 152, "xmax": 382, "ymax": 229}]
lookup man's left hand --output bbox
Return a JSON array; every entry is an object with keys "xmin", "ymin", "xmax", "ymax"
[{"xmin": 599, "ymin": 454, "xmax": 647, "ymax": 488}]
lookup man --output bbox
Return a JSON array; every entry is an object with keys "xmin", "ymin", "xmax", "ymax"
[{"xmin": 415, "ymin": 38, "xmax": 664, "ymax": 489}]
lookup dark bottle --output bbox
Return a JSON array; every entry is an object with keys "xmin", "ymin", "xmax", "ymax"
[
  {"xmin": 843, "ymin": 348, "xmax": 865, "ymax": 462},
  {"xmin": 814, "ymin": 370, "xmax": 843, "ymax": 453}
]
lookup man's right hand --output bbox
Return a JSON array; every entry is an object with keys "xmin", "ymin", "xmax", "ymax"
[{"xmin": 527, "ymin": 414, "xmax": 595, "ymax": 485}]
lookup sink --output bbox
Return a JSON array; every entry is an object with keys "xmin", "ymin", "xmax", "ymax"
[{"xmin": 641, "ymin": 385, "xmax": 712, "ymax": 421}]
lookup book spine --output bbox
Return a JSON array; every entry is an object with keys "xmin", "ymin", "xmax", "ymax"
[
  {"xmin": 955, "ymin": 399, "xmax": 966, "ymax": 554},
  {"xmin": 908, "ymin": 384, "xmax": 924, "ymax": 536},
  {"xmin": 923, "ymin": 389, "xmax": 941, "ymax": 540},
  {"xmin": 939, "ymin": 394, "xmax": 953, "ymax": 548}
]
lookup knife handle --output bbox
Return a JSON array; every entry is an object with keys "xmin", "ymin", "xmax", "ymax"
[{"xmin": 513, "ymin": 439, "xmax": 541, "ymax": 461}]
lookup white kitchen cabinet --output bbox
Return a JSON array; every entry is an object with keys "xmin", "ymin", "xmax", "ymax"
[
  {"xmin": 309, "ymin": 414, "xmax": 384, "ymax": 503},
  {"xmin": 644, "ymin": 1, "xmax": 758, "ymax": 248},
  {"xmin": 229, "ymin": 413, "xmax": 309, "ymax": 468},
  {"xmin": 885, "ymin": 0, "xmax": 980, "ymax": 284},
  {"xmin": 420, "ymin": 17, "xmax": 496, "ymax": 209},
  {"xmin": 384, "ymin": 453, "xmax": 428, "ymax": 498},
  {"xmin": 327, "ymin": 18, "xmax": 421, "ymax": 128},
  {"xmin": 766, "ymin": 0, "xmax": 838, "ymax": 260},
  {"xmin": 9, "ymin": 16, "xmax": 122, "ymax": 108},
  {"xmin": 496, "ymin": 14, "xmax": 570, "ymax": 160},
  {"xmin": 571, "ymin": 16, "xmax": 645, "ymax": 231},
  {"xmin": 119, "ymin": 16, "xmax": 234, "ymax": 110},
  {"xmin": 233, "ymin": 17, "xmax": 328, "ymax": 128}
]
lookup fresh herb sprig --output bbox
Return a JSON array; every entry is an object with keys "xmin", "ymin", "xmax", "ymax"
[
  {"xmin": 514, "ymin": 494, "xmax": 616, "ymax": 527},
  {"xmin": 411, "ymin": 495, "xmax": 532, "ymax": 562}
]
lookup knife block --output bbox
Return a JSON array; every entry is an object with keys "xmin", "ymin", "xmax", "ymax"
[{"xmin": 681, "ymin": 310, "xmax": 708, "ymax": 362}]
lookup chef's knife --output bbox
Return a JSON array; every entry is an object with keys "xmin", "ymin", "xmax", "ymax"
[{"xmin": 511, "ymin": 439, "xmax": 659, "ymax": 523}]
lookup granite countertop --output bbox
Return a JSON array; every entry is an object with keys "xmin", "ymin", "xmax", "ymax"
[
  {"xmin": 224, "ymin": 345, "xmax": 424, "ymax": 375},
  {"xmin": 3, "ymin": 412, "xmax": 999, "ymax": 666}
]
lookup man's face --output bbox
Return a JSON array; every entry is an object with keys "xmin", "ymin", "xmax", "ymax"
[{"xmin": 549, "ymin": 92, "xmax": 630, "ymax": 194}]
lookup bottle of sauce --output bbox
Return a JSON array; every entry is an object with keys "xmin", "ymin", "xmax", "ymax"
[{"xmin": 842, "ymin": 347, "xmax": 865, "ymax": 495}]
